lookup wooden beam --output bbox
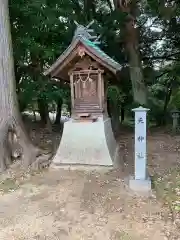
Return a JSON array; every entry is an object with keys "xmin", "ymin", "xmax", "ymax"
[
  {"xmin": 70, "ymin": 69, "xmax": 104, "ymax": 75},
  {"xmin": 52, "ymin": 49, "xmax": 78, "ymax": 78},
  {"xmin": 83, "ymin": 48, "xmax": 117, "ymax": 74}
]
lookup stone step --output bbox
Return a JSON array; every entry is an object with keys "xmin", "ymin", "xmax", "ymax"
[
  {"xmin": 75, "ymin": 101, "xmax": 99, "ymax": 105},
  {"xmin": 75, "ymin": 106, "xmax": 100, "ymax": 108},
  {"xmin": 75, "ymin": 102, "xmax": 99, "ymax": 105},
  {"xmin": 73, "ymin": 113, "xmax": 98, "ymax": 122},
  {"xmin": 75, "ymin": 106, "xmax": 100, "ymax": 109},
  {"xmin": 74, "ymin": 109, "xmax": 103, "ymax": 113},
  {"xmin": 71, "ymin": 112, "xmax": 103, "ymax": 120}
]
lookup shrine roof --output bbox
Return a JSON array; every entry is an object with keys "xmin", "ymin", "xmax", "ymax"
[
  {"xmin": 80, "ymin": 37, "xmax": 121, "ymax": 70},
  {"xmin": 44, "ymin": 33, "xmax": 121, "ymax": 78}
]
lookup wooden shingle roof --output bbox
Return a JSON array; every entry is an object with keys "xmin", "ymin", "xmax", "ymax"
[{"xmin": 44, "ymin": 24, "xmax": 121, "ymax": 79}]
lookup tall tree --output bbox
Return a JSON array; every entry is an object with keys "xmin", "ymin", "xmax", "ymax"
[
  {"xmin": 0, "ymin": 0, "xmax": 39, "ymax": 171},
  {"xmin": 9, "ymin": 0, "xmax": 75, "ymax": 125},
  {"xmin": 113, "ymin": 0, "xmax": 147, "ymax": 105}
]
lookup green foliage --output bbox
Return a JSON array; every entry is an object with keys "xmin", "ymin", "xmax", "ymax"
[
  {"xmin": 9, "ymin": 0, "xmax": 75, "ymax": 111},
  {"xmin": 169, "ymin": 89, "xmax": 180, "ymax": 109},
  {"xmin": 8, "ymin": 0, "xmax": 180, "ymax": 125},
  {"xmin": 18, "ymin": 77, "xmax": 38, "ymax": 111},
  {"xmin": 107, "ymin": 85, "xmax": 126, "ymax": 104},
  {"xmin": 148, "ymin": 96, "xmax": 165, "ymax": 124}
]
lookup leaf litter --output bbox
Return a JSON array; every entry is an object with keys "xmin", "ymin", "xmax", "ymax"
[{"xmin": 0, "ymin": 124, "xmax": 180, "ymax": 239}]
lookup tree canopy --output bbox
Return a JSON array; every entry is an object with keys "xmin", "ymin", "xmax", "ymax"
[{"xmin": 7, "ymin": 0, "xmax": 180, "ymax": 126}]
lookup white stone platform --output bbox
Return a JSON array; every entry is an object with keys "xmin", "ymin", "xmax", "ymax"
[
  {"xmin": 125, "ymin": 175, "xmax": 152, "ymax": 197},
  {"xmin": 51, "ymin": 116, "xmax": 118, "ymax": 166}
]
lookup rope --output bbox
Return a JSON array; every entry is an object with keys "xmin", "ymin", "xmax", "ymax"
[{"xmin": 75, "ymin": 72, "xmax": 94, "ymax": 88}]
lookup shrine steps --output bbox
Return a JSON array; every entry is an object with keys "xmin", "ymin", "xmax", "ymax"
[
  {"xmin": 73, "ymin": 99, "xmax": 104, "ymax": 120},
  {"xmin": 72, "ymin": 112, "xmax": 104, "ymax": 119},
  {"xmin": 75, "ymin": 105, "xmax": 100, "ymax": 109},
  {"xmin": 72, "ymin": 110, "xmax": 103, "ymax": 120},
  {"xmin": 73, "ymin": 102, "xmax": 103, "ymax": 117},
  {"xmin": 75, "ymin": 102, "xmax": 100, "ymax": 107},
  {"xmin": 74, "ymin": 108, "xmax": 103, "ymax": 112}
]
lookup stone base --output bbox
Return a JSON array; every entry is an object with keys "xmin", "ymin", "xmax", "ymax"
[
  {"xmin": 51, "ymin": 116, "xmax": 118, "ymax": 166},
  {"xmin": 125, "ymin": 175, "xmax": 152, "ymax": 196}
]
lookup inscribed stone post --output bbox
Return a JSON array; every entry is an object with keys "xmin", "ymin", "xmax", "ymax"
[
  {"xmin": 171, "ymin": 110, "xmax": 180, "ymax": 133},
  {"xmin": 133, "ymin": 106, "xmax": 149, "ymax": 180},
  {"xmin": 126, "ymin": 106, "xmax": 151, "ymax": 195}
]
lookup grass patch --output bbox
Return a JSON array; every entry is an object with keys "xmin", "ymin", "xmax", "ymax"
[
  {"xmin": 118, "ymin": 232, "xmax": 132, "ymax": 240},
  {"xmin": 0, "ymin": 178, "xmax": 19, "ymax": 193},
  {"xmin": 152, "ymin": 168, "xmax": 180, "ymax": 217},
  {"xmin": 0, "ymin": 167, "xmax": 46, "ymax": 194},
  {"xmin": 111, "ymin": 230, "xmax": 140, "ymax": 240}
]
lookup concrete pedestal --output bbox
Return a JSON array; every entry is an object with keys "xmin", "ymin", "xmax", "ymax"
[
  {"xmin": 51, "ymin": 116, "xmax": 118, "ymax": 166},
  {"xmin": 125, "ymin": 175, "xmax": 152, "ymax": 196}
]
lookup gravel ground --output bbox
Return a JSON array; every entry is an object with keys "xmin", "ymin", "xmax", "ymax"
[
  {"xmin": 0, "ymin": 124, "xmax": 180, "ymax": 239},
  {"xmin": 0, "ymin": 167, "xmax": 179, "ymax": 240}
]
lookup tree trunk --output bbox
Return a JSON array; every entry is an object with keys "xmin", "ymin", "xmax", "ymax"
[
  {"xmin": 111, "ymin": 103, "xmax": 120, "ymax": 135},
  {"xmin": 161, "ymin": 80, "xmax": 173, "ymax": 125},
  {"xmin": 67, "ymin": 100, "xmax": 71, "ymax": 116},
  {"xmin": 121, "ymin": 106, "xmax": 125, "ymax": 123},
  {"xmin": 0, "ymin": 0, "xmax": 39, "ymax": 171},
  {"xmin": 38, "ymin": 99, "xmax": 48, "ymax": 124},
  {"xmin": 107, "ymin": 97, "xmax": 111, "ymax": 118},
  {"xmin": 54, "ymin": 98, "xmax": 63, "ymax": 125},
  {"xmin": 114, "ymin": 0, "xmax": 147, "ymax": 105},
  {"xmin": 37, "ymin": 98, "xmax": 52, "ymax": 132},
  {"xmin": 107, "ymin": 97, "xmax": 120, "ymax": 136}
]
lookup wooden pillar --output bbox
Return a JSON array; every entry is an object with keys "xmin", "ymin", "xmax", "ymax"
[
  {"xmin": 74, "ymin": 81, "xmax": 77, "ymax": 98},
  {"xmin": 103, "ymin": 77, "xmax": 108, "ymax": 116},
  {"xmin": 98, "ymin": 71, "xmax": 102, "ymax": 108},
  {"xmin": 78, "ymin": 80, "xmax": 81, "ymax": 98},
  {"xmin": 101, "ymin": 74, "xmax": 105, "ymax": 109},
  {"xmin": 70, "ymin": 73, "xmax": 74, "ymax": 108}
]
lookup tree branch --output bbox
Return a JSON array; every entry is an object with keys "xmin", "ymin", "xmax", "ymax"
[
  {"xmin": 71, "ymin": 0, "xmax": 82, "ymax": 16},
  {"xmin": 113, "ymin": 0, "xmax": 117, "ymax": 9},
  {"xmin": 144, "ymin": 56, "xmax": 177, "ymax": 61},
  {"xmin": 155, "ymin": 70, "xmax": 171, "ymax": 79},
  {"xmin": 143, "ymin": 52, "xmax": 180, "ymax": 61},
  {"xmin": 106, "ymin": 0, "xmax": 114, "ymax": 12}
]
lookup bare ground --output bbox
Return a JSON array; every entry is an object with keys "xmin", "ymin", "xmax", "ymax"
[{"xmin": 0, "ymin": 124, "xmax": 180, "ymax": 239}]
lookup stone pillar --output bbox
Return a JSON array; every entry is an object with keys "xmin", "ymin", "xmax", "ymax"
[
  {"xmin": 133, "ymin": 106, "xmax": 149, "ymax": 180},
  {"xmin": 171, "ymin": 110, "xmax": 180, "ymax": 133},
  {"xmin": 126, "ymin": 106, "xmax": 151, "ymax": 195}
]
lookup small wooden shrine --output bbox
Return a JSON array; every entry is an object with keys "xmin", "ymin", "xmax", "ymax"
[{"xmin": 44, "ymin": 21, "xmax": 121, "ymax": 166}]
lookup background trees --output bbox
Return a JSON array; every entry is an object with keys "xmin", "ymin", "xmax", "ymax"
[
  {"xmin": 0, "ymin": 0, "xmax": 39, "ymax": 171},
  {"xmin": 8, "ymin": 0, "xmax": 180, "ymax": 128},
  {"xmin": 0, "ymin": 0, "xmax": 180, "ymax": 170}
]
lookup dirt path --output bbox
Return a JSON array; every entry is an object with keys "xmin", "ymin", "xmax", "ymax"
[
  {"xmin": 0, "ymin": 168, "xmax": 178, "ymax": 240},
  {"xmin": 0, "ymin": 127, "xmax": 180, "ymax": 239}
]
